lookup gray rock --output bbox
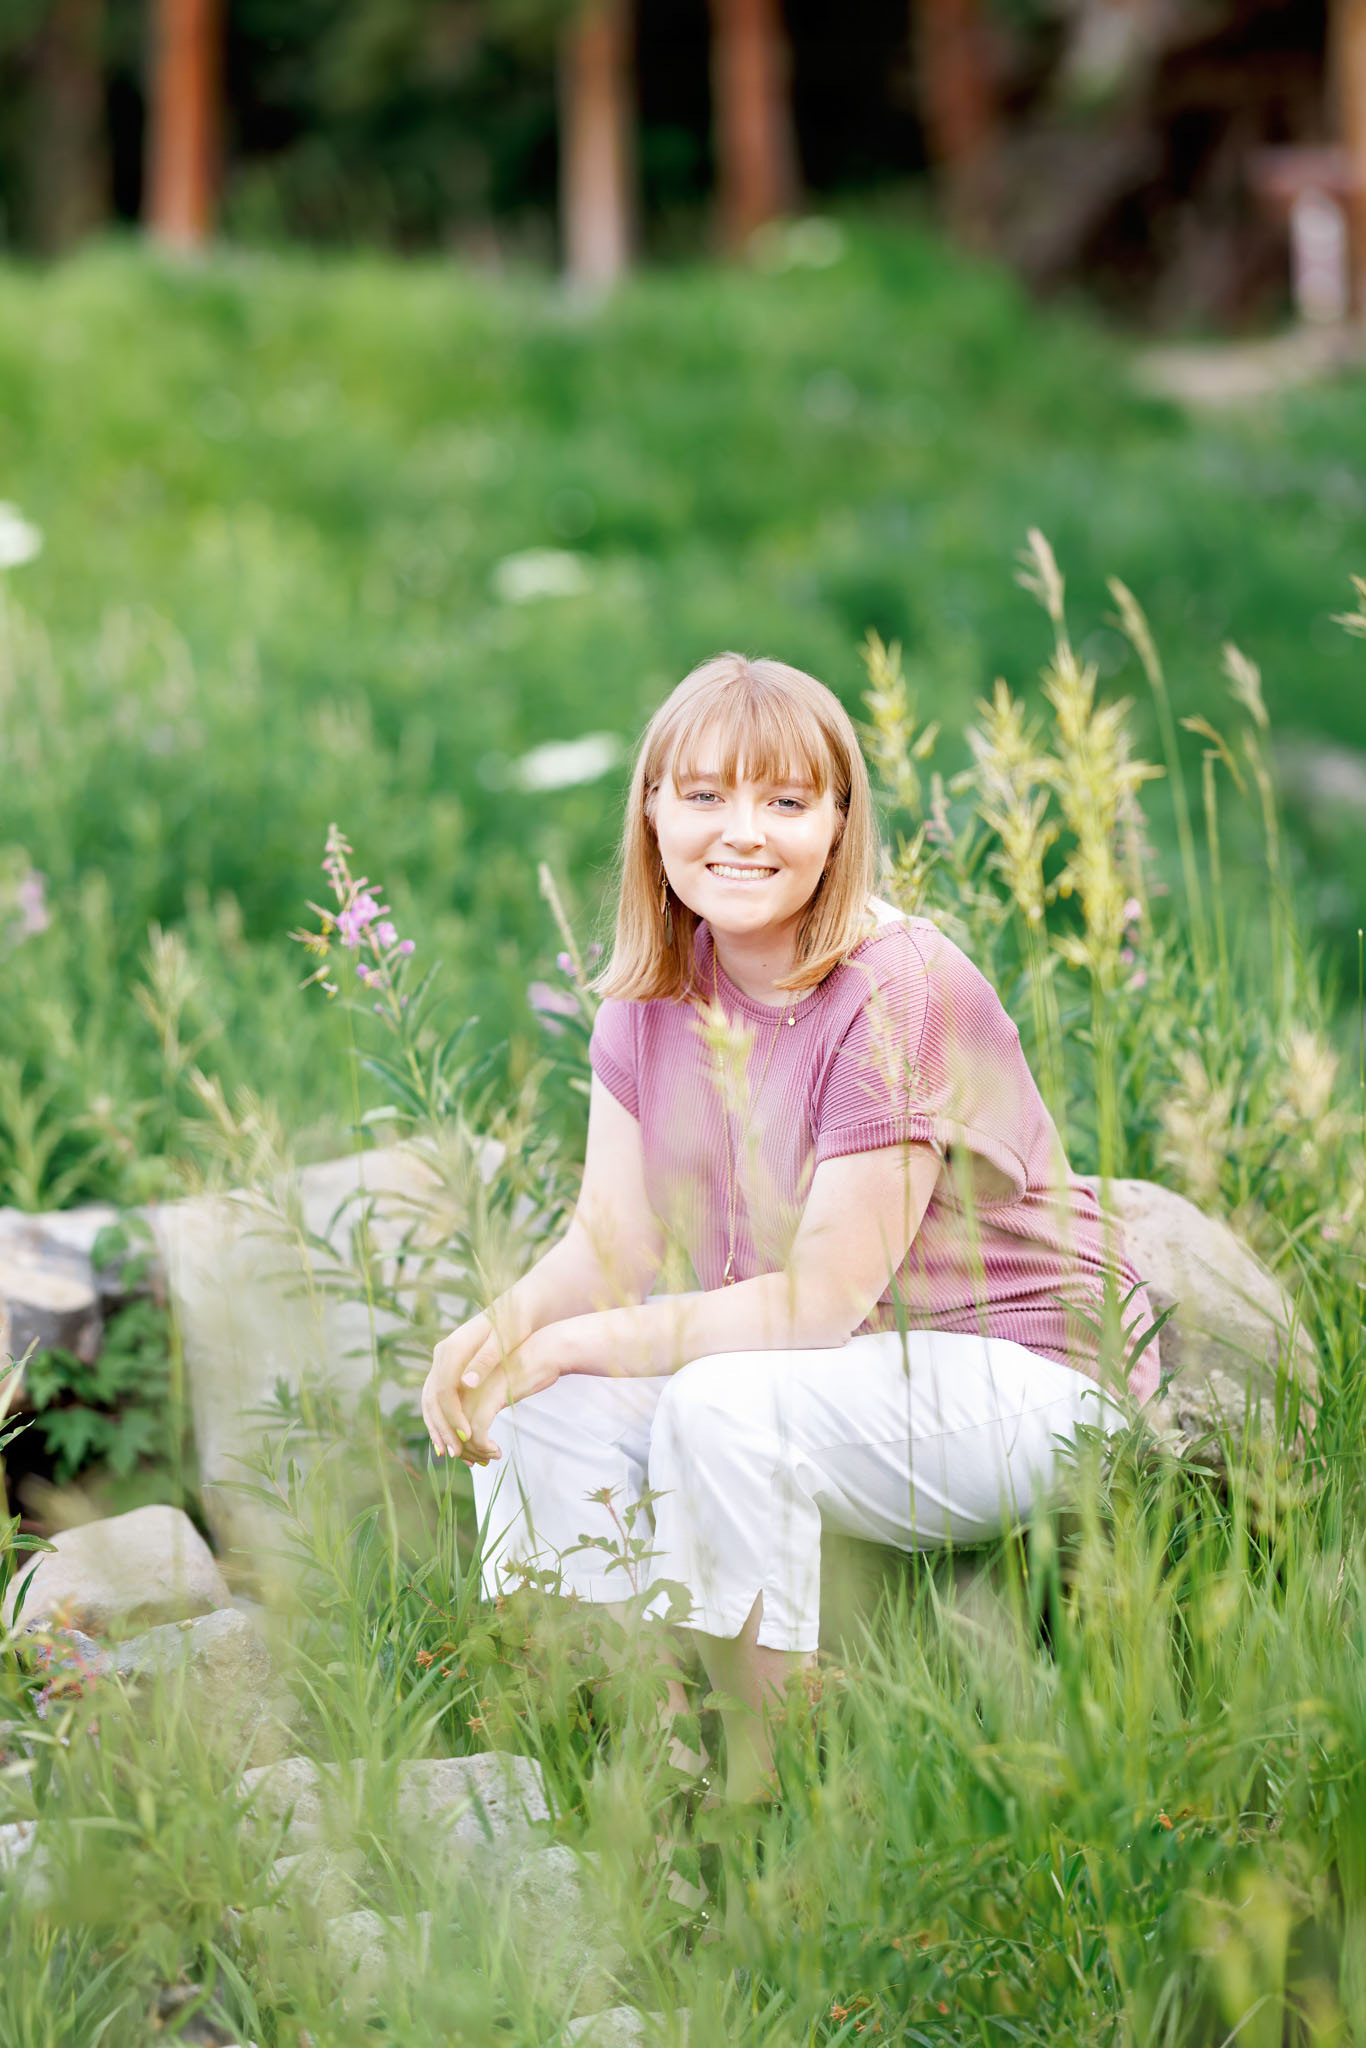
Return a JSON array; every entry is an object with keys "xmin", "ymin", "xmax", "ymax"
[
  {"xmin": 1082, "ymin": 1177, "xmax": 1319, "ymax": 1406},
  {"xmin": 0, "ymin": 1251, "xmax": 101, "ymax": 1374},
  {"xmin": 3, "ymin": 1503, "xmax": 231, "ymax": 1635},
  {"xmin": 113, "ymin": 1607, "xmax": 294, "ymax": 1767},
  {"xmin": 321, "ymin": 1906, "xmax": 432, "ymax": 2002},
  {"xmin": 396, "ymin": 1751, "xmax": 552, "ymax": 1848},
  {"xmin": 0, "ymin": 1819, "xmax": 53, "ymax": 1906},
  {"xmin": 239, "ymin": 1757, "xmax": 332, "ymax": 1849},
  {"xmin": 0, "ymin": 1202, "xmax": 164, "ymax": 1310},
  {"xmin": 149, "ymin": 1143, "xmax": 470, "ymax": 1572},
  {"xmin": 239, "ymin": 1748, "xmax": 551, "ymax": 1857},
  {"xmin": 564, "ymin": 2012, "xmax": 669, "ymax": 2047},
  {"xmin": 508, "ymin": 1845, "xmax": 626, "ymax": 2014},
  {"xmin": 268, "ymin": 1845, "xmax": 369, "ymax": 1918}
]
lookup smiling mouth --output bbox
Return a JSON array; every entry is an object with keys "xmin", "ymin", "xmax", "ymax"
[{"xmin": 708, "ymin": 863, "xmax": 778, "ymax": 880}]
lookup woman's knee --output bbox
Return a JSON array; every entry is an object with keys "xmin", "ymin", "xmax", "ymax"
[{"xmin": 649, "ymin": 1352, "xmax": 777, "ymax": 1471}]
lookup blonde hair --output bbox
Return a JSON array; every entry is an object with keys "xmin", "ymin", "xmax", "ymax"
[{"xmin": 595, "ymin": 652, "xmax": 879, "ymax": 1003}]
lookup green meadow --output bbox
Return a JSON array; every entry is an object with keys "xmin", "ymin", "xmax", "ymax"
[
  {"xmin": 0, "ymin": 219, "xmax": 1363, "ymax": 1205},
  {"xmin": 2, "ymin": 221, "xmax": 1366, "ymax": 2045}
]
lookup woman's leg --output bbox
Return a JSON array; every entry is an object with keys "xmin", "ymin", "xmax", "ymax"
[
  {"xmin": 645, "ymin": 1329, "xmax": 1122, "ymax": 1796},
  {"xmin": 471, "ymin": 1373, "xmax": 672, "ymax": 1604}
]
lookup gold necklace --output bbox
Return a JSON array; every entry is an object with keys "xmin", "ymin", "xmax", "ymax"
[{"xmin": 712, "ymin": 949, "xmax": 796, "ymax": 1286}]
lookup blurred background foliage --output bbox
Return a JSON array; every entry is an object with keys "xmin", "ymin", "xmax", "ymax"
[
  {"xmin": 0, "ymin": 0, "xmax": 1361, "ymax": 1209},
  {"xmin": 1, "ymin": 223, "xmax": 1363, "ymax": 1206},
  {"xmin": 0, "ymin": 0, "xmax": 1334, "ymax": 323}
]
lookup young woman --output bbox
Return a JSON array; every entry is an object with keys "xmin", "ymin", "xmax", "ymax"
[{"xmin": 421, "ymin": 652, "xmax": 1157, "ymax": 1803}]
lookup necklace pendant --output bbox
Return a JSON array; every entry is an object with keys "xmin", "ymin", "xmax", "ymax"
[{"xmin": 722, "ymin": 1257, "xmax": 735, "ymax": 1286}]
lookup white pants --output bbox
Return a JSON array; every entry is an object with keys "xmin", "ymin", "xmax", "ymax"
[{"xmin": 471, "ymin": 1329, "xmax": 1124, "ymax": 1654}]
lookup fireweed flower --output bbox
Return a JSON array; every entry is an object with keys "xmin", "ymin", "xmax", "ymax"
[{"xmin": 292, "ymin": 823, "xmax": 415, "ymax": 1015}]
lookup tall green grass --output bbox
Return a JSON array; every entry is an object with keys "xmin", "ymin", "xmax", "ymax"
[
  {"xmin": 3, "ymin": 550, "xmax": 1363, "ymax": 2045},
  {"xmin": 2, "ymin": 224, "xmax": 1365, "ymax": 1206}
]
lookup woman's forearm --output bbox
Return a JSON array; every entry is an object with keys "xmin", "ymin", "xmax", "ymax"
[
  {"xmin": 555, "ymin": 1268, "xmax": 857, "ymax": 1381},
  {"xmin": 480, "ymin": 1222, "xmax": 655, "ymax": 1357}
]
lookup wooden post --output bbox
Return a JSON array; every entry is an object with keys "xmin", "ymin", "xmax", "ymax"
[
  {"xmin": 1334, "ymin": 0, "xmax": 1366, "ymax": 313},
  {"xmin": 145, "ymin": 0, "xmax": 223, "ymax": 251},
  {"xmin": 709, "ymin": 0, "xmax": 800, "ymax": 256},
  {"xmin": 559, "ymin": 0, "xmax": 636, "ymax": 293},
  {"xmin": 912, "ymin": 0, "xmax": 995, "ymax": 237},
  {"xmin": 28, "ymin": 0, "xmax": 108, "ymax": 255}
]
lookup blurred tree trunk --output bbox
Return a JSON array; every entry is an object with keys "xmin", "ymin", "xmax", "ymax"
[
  {"xmin": 1334, "ymin": 0, "xmax": 1366, "ymax": 311},
  {"xmin": 558, "ymin": 0, "xmax": 636, "ymax": 292},
  {"xmin": 912, "ymin": 0, "xmax": 996, "ymax": 238},
  {"xmin": 145, "ymin": 0, "xmax": 222, "ymax": 250},
  {"xmin": 27, "ymin": 0, "xmax": 108, "ymax": 255},
  {"xmin": 709, "ymin": 0, "xmax": 800, "ymax": 255}
]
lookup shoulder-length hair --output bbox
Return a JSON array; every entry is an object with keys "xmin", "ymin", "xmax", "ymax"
[{"xmin": 595, "ymin": 652, "xmax": 879, "ymax": 1003}]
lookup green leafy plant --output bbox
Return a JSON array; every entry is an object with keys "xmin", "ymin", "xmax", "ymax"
[{"xmin": 21, "ymin": 1296, "xmax": 180, "ymax": 1488}]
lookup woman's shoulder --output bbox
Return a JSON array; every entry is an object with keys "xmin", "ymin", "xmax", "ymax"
[
  {"xmin": 832, "ymin": 907, "xmax": 1010, "ymax": 1038},
  {"xmin": 838, "ymin": 902, "xmax": 946, "ymax": 990}
]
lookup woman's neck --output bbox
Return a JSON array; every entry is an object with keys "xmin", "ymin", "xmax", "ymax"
[{"xmin": 708, "ymin": 921, "xmax": 800, "ymax": 1006}]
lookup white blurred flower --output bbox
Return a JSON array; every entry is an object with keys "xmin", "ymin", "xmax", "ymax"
[
  {"xmin": 491, "ymin": 548, "xmax": 592, "ymax": 604},
  {"xmin": 0, "ymin": 503, "xmax": 43, "ymax": 569},
  {"xmin": 512, "ymin": 732, "xmax": 624, "ymax": 792}
]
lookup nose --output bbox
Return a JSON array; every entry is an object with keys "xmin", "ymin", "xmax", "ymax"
[{"xmin": 722, "ymin": 798, "xmax": 764, "ymax": 850}]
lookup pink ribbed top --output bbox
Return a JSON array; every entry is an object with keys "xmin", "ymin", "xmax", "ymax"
[{"xmin": 590, "ymin": 915, "xmax": 1159, "ymax": 1402}]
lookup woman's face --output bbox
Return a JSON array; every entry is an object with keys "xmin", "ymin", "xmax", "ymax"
[{"xmin": 653, "ymin": 744, "xmax": 842, "ymax": 949}]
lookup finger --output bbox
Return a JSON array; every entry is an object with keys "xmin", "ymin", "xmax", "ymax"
[
  {"xmin": 422, "ymin": 1388, "xmax": 452, "ymax": 1459},
  {"xmin": 437, "ymin": 1385, "xmax": 474, "ymax": 1451},
  {"xmin": 460, "ymin": 1331, "xmax": 505, "ymax": 1391},
  {"xmin": 425, "ymin": 1383, "xmax": 468, "ymax": 1460}
]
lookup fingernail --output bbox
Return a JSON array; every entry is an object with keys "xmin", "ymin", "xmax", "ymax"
[
  {"xmin": 432, "ymin": 1442, "xmax": 442, "ymax": 1458},
  {"xmin": 457, "ymin": 1427, "xmax": 470, "ymax": 1443},
  {"xmin": 462, "ymin": 1371, "xmax": 478, "ymax": 1387}
]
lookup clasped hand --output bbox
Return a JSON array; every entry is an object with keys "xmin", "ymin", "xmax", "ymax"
[{"xmin": 421, "ymin": 1314, "xmax": 562, "ymax": 1467}]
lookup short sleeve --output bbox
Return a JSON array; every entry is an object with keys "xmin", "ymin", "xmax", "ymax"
[
  {"xmin": 589, "ymin": 999, "xmax": 640, "ymax": 1119},
  {"xmin": 813, "ymin": 927, "xmax": 1030, "ymax": 1203},
  {"xmin": 813, "ymin": 944, "xmax": 939, "ymax": 1167}
]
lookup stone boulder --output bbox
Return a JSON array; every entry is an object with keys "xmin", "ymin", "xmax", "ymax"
[
  {"xmin": 0, "ymin": 1819, "xmax": 53, "ymax": 1906},
  {"xmin": 3, "ymin": 1503, "xmax": 230, "ymax": 1635},
  {"xmin": 1082, "ymin": 1177, "xmax": 1318, "ymax": 1403},
  {"xmin": 238, "ymin": 1748, "xmax": 551, "ymax": 1858},
  {"xmin": 0, "ymin": 1252, "xmax": 101, "ymax": 1380},
  {"xmin": 112, "ymin": 1607, "xmax": 295, "ymax": 1767},
  {"xmin": 505, "ymin": 1844, "xmax": 625, "ymax": 2014},
  {"xmin": 319, "ymin": 1907, "xmax": 432, "ymax": 2004},
  {"xmin": 149, "ymin": 1143, "xmax": 471, "ymax": 1573},
  {"xmin": 268, "ymin": 1844, "xmax": 369, "ymax": 1919},
  {"xmin": 565, "ymin": 2012, "xmax": 671, "ymax": 2047}
]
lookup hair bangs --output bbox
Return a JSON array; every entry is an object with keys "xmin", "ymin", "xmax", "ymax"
[{"xmin": 665, "ymin": 679, "xmax": 834, "ymax": 800}]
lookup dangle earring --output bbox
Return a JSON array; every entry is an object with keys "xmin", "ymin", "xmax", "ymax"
[{"xmin": 658, "ymin": 865, "xmax": 673, "ymax": 946}]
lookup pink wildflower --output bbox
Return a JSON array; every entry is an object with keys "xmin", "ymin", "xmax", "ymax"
[
  {"xmin": 15, "ymin": 870, "xmax": 49, "ymax": 938},
  {"xmin": 1123, "ymin": 897, "xmax": 1142, "ymax": 929},
  {"xmin": 376, "ymin": 920, "xmax": 399, "ymax": 949},
  {"xmin": 528, "ymin": 980, "xmax": 579, "ymax": 1035},
  {"xmin": 398, "ymin": 938, "xmax": 415, "ymax": 956},
  {"xmin": 337, "ymin": 890, "xmax": 383, "ymax": 949}
]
